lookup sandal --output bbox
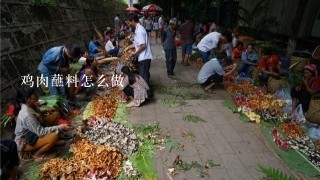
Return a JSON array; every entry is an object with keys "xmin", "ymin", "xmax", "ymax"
[
  {"xmin": 204, "ymin": 89, "xmax": 216, "ymax": 94},
  {"xmin": 34, "ymin": 152, "xmax": 57, "ymax": 163}
]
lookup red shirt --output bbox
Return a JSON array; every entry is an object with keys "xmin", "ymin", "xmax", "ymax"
[
  {"xmin": 259, "ymin": 55, "xmax": 280, "ymax": 71},
  {"xmin": 232, "ymin": 48, "xmax": 246, "ymax": 59},
  {"xmin": 310, "ymin": 77, "xmax": 320, "ymax": 92}
]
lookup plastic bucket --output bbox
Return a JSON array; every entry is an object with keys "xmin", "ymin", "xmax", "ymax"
[{"xmin": 290, "ymin": 51, "xmax": 311, "ymax": 72}]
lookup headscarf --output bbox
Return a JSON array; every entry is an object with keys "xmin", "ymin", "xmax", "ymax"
[{"xmin": 303, "ymin": 64, "xmax": 318, "ymax": 77}]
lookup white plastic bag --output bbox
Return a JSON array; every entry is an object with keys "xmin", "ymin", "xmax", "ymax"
[
  {"xmin": 291, "ymin": 104, "xmax": 306, "ymax": 124},
  {"xmin": 275, "ymin": 88, "xmax": 292, "ymax": 114}
]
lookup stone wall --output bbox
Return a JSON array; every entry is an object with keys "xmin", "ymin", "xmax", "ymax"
[{"xmin": 0, "ymin": 0, "xmax": 127, "ymax": 103}]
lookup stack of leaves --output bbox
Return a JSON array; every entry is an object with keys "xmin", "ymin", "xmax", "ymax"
[
  {"xmin": 40, "ymin": 140, "xmax": 123, "ymax": 179},
  {"xmin": 39, "ymin": 95, "xmax": 69, "ymax": 115},
  {"xmin": 279, "ymin": 122, "xmax": 305, "ymax": 138},
  {"xmin": 84, "ymin": 120, "xmax": 142, "ymax": 156}
]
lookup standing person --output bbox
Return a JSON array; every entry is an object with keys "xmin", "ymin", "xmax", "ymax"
[
  {"xmin": 124, "ymin": 13, "xmax": 153, "ymax": 86},
  {"xmin": 153, "ymin": 17, "xmax": 159, "ymax": 43},
  {"xmin": 38, "ymin": 44, "xmax": 80, "ymax": 100},
  {"xmin": 179, "ymin": 15, "xmax": 194, "ymax": 66},
  {"xmin": 144, "ymin": 16, "xmax": 153, "ymax": 39},
  {"xmin": 197, "ymin": 31, "xmax": 232, "ymax": 64},
  {"xmin": 114, "ymin": 14, "xmax": 120, "ymax": 34},
  {"xmin": 162, "ymin": 19, "xmax": 177, "ymax": 76},
  {"xmin": 158, "ymin": 15, "xmax": 164, "ymax": 37}
]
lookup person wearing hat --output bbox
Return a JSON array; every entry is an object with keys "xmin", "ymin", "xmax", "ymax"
[
  {"xmin": 291, "ymin": 64, "xmax": 320, "ymax": 112},
  {"xmin": 197, "ymin": 30, "xmax": 232, "ymax": 64},
  {"xmin": 162, "ymin": 19, "xmax": 177, "ymax": 76}
]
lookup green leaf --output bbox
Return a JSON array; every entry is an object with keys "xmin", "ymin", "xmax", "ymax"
[
  {"xmin": 183, "ymin": 115, "xmax": 206, "ymax": 123},
  {"xmin": 258, "ymin": 164, "xmax": 296, "ymax": 180},
  {"xmin": 130, "ymin": 155, "xmax": 157, "ymax": 180}
]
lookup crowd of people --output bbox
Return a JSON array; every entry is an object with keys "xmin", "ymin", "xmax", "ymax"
[{"xmin": 1, "ymin": 11, "xmax": 320, "ymax": 179}]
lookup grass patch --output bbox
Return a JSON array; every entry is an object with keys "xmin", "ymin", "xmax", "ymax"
[
  {"xmin": 182, "ymin": 131, "xmax": 196, "ymax": 141},
  {"xmin": 183, "ymin": 115, "xmax": 206, "ymax": 123}
]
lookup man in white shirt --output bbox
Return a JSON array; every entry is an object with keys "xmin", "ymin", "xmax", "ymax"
[
  {"xmin": 197, "ymin": 31, "xmax": 232, "ymax": 64},
  {"xmin": 105, "ymin": 36, "xmax": 119, "ymax": 57},
  {"xmin": 124, "ymin": 13, "xmax": 153, "ymax": 86}
]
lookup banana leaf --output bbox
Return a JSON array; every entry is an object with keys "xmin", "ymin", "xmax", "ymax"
[
  {"xmin": 39, "ymin": 95, "xmax": 69, "ymax": 115},
  {"xmin": 130, "ymin": 155, "xmax": 157, "ymax": 180}
]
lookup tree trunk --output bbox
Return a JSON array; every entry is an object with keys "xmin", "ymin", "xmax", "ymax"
[{"xmin": 286, "ymin": 0, "xmax": 309, "ymax": 56}]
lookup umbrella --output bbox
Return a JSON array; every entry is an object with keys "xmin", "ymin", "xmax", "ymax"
[
  {"xmin": 148, "ymin": 11, "xmax": 159, "ymax": 15},
  {"xmin": 142, "ymin": 4, "xmax": 162, "ymax": 12},
  {"xmin": 126, "ymin": 7, "xmax": 139, "ymax": 12}
]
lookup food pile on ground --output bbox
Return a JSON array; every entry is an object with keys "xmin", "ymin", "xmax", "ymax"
[
  {"xmin": 84, "ymin": 120, "xmax": 142, "ymax": 156},
  {"xmin": 40, "ymin": 140, "xmax": 123, "ymax": 179},
  {"xmin": 287, "ymin": 136, "xmax": 320, "ymax": 167},
  {"xmin": 279, "ymin": 122, "xmax": 306, "ymax": 138}
]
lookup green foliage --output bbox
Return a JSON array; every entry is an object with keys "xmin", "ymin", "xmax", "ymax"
[
  {"xmin": 165, "ymin": 136, "xmax": 181, "ymax": 152},
  {"xmin": 258, "ymin": 164, "xmax": 295, "ymax": 180},
  {"xmin": 130, "ymin": 155, "xmax": 157, "ymax": 180},
  {"xmin": 64, "ymin": 151, "xmax": 74, "ymax": 159},
  {"xmin": 184, "ymin": 131, "xmax": 196, "ymax": 141},
  {"xmin": 113, "ymin": 102, "xmax": 130, "ymax": 125},
  {"xmin": 29, "ymin": 0, "xmax": 56, "ymax": 6},
  {"xmin": 0, "ymin": 115, "xmax": 13, "ymax": 127},
  {"xmin": 24, "ymin": 161, "xmax": 44, "ymax": 180},
  {"xmin": 160, "ymin": 99, "xmax": 188, "ymax": 108},
  {"xmin": 175, "ymin": 160, "xmax": 220, "ymax": 178},
  {"xmin": 190, "ymin": 52, "xmax": 200, "ymax": 62},
  {"xmin": 39, "ymin": 95, "xmax": 69, "ymax": 115},
  {"xmin": 183, "ymin": 115, "xmax": 206, "ymax": 123},
  {"xmin": 238, "ymin": 0, "xmax": 279, "ymax": 32}
]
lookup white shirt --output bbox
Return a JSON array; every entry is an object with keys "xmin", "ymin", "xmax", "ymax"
[
  {"xmin": 197, "ymin": 32, "xmax": 221, "ymax": 52},
  {"xmin": 158, "ymin": 17, "xmax": 163, "ymax": 29},
  {"xmin": 105, "ymin": 40, "xmax": 115, "ymax": 52},
  {"xmin": 133, "ymin": 23, "xmax": 153, "ymax": 61}
]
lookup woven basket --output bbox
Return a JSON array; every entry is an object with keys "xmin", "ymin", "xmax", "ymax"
[
  {"xmin": 290, "ymin": 52, "xmax": 311, "ymax": 73},
  {"xmin": 306, "ymin": 98, "xmax": 320, "ymax": 125},
  {"xmin": 267, "ymin": 77, "xmax": 286, "ymax": 93}
]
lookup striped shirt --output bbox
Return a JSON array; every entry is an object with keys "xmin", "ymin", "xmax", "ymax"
[{"xmin": 14, "ymin": 104, "xmax": 59, "ymax": 151}]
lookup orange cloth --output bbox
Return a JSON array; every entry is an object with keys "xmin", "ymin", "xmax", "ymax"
[{"xmin": 23, "ymin": 133, "xmax": 58, "ymax": 152}]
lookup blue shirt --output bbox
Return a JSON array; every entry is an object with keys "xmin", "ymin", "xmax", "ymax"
[
  {"xmin": 89, "ymin": 41, "xmax": 100, "ymax": 57},
  {"xmin": 162, "ymin": 27, "xmax": 176, "ymax": 50},
  {"xmin": 241, "ymin": 50, "xmax": 259, "ymax": 63},
  {"xmin": 38, "ymin": 46, "xmax": 66, "ymax": 75},
  {"xmin": 197, "ymin": 58, "xmax": 225, "ymax": 84}
]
